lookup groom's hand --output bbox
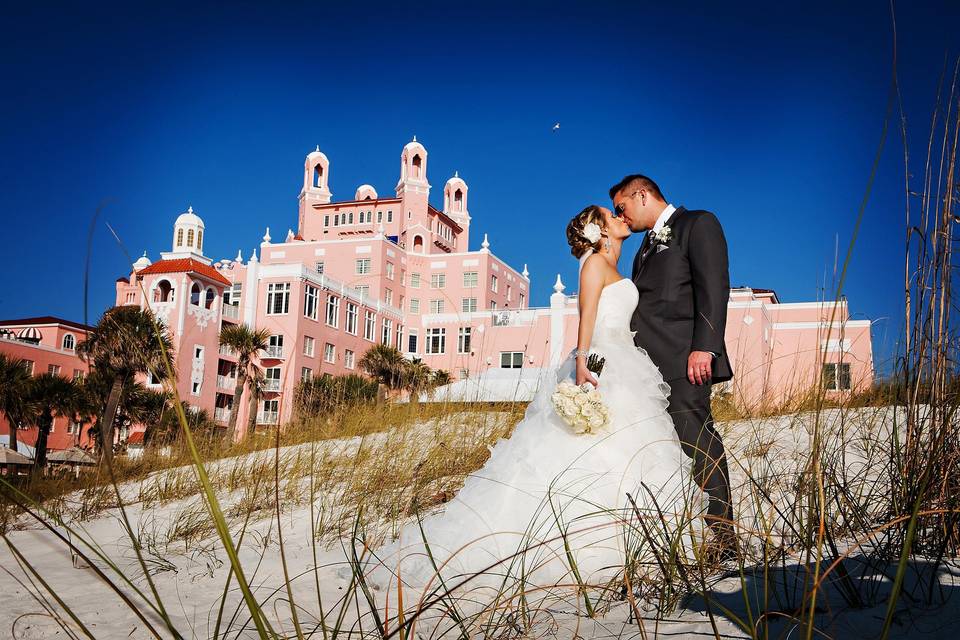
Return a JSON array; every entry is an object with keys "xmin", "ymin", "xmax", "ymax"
[{"xmin": 688, "ymin": 351, "xmax": 713, "ymax": 385}]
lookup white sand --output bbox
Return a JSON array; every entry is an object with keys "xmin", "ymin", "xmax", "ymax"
[{"xmin": 1, "ymin": 406, "xmax": 957, "ymax": 639}]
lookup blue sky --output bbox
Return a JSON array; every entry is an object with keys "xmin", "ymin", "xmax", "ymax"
[{"xmin": 1, "ymin": 1, "xmax": 957, "ymax": 373}]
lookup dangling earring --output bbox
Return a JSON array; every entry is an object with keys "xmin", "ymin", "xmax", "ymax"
[{"xmin": 604, "ymin": 235, "xmax": 611, "ymax": 252}]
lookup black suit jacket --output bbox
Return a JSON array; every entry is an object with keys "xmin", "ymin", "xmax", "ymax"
[{"xmin": 631, "ymin": 206, "xmax": 733, "ymax": 383}]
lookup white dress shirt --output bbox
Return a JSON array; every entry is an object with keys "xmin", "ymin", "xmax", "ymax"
[{"xmin": 651, "ymin": 203, "xmax": 676, "ymax": 235}]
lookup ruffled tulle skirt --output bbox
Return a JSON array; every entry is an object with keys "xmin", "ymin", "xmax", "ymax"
[{"xmin": 353, "ymin": 329, "xmax": 708, "ymax": 607}]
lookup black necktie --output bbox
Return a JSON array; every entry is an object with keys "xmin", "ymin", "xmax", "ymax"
[{"xmin": 638, "ymin": 232, "xmax": 655, "ymax": 269}]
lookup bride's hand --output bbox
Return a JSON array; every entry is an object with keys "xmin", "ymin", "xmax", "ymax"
[{"xmin": 576, "ymin": 362, "xmax": 598, "ymax": 388}]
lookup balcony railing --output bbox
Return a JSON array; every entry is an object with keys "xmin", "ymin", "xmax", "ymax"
[
  {"xmin": 222, "ymin": 304, "xmax": 240, "ymax": 320},
  {"xmin": 264, "ymin": 378, "xmax": 282, "ymax": 392},
  {"xmin": 214, "ymin": 407, "xmax": 231, "ymax": 423},
  {"xmin": 257, "ymin": 411, "xmax": 279, "ymax": 425},
  {"xmin": 216, "ymin": 375, "xmax": 236, "ymax": 390},
  {"xmin": 264, "ymin": 345, "xmax": 284, "ymax": 359},
  {"xmin": 219, "ymin": 345, "xmax": 237, "ymax": 357}
]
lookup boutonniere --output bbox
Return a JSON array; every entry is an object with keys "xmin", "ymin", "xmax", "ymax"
[{"xmin": 651, "ymin": 225, "xmax": 672, "ymax": 245}]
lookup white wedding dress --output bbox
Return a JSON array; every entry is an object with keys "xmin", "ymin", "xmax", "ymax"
[{"xmin": 356, "ymin": 256, "xmax": 707, "ymax": 611}]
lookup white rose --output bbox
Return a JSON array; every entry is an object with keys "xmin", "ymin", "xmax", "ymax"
[{"xmin": 581, "ymin": 222, "xmax": 601, "ymax": 243}]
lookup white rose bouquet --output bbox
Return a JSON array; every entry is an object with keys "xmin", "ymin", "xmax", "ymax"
[{"xmin": 551, "ymin": 381, "xmax": 611, "ymax": 435}]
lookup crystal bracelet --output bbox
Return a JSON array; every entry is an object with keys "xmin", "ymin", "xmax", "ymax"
[{"xmin": 574, "ymin": 349, "xmax": 591, "ymax": 359}]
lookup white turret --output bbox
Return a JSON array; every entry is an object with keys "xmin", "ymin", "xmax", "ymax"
[
  {"xmin": 395, "ymin": 136, "xmax": 430, "ymax": 196},
  {"xmin": 167, "ymin": 206, "xmax": 206, "ymax": 260},
  {"xmin": 301, "ymin": 146, "xmax": 332, "ymax": 204},
  {"xmin": 133, "ymin": 251, "xmax": 151, "ymax": 271},
  {"xmin": 443, "ymin": 172, "xmax": 470, "ymax": 247}
]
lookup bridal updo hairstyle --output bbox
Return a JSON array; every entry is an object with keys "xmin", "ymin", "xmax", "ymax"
[{"xmin": 566, "ymin": 205, "xmax": 605, "ymax": 258}]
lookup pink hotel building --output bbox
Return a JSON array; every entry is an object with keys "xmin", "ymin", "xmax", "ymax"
[{"xmin": 107, "ymin": 138, "xmax": 874, "ymax": 435}]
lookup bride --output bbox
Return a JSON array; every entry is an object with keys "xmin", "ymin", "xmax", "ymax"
[{"xmin": 352, "ymin": 205, "xmax": 707, "ymax": 613}]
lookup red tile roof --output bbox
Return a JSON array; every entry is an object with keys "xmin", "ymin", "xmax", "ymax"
[
  {"xmin": 127, "ymin": 431, "xmax": 145, "ymax": 445},
  {"xmin": 137, "ymin": 258, "xmax": 231, "ymax": 286}
]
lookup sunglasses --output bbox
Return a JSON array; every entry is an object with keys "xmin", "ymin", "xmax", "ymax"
[{"xmin": 613, "ymin": 189, "xmax": 643, "ymax": 218}]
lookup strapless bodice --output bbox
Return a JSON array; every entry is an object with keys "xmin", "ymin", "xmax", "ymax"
[{"xmin": 592, "ymin": 278, "xmax": 639, "ymax": 348}]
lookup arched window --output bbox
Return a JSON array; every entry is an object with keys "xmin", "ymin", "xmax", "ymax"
[
  {"xmin": 204, "ymin": 287, "xmax": 215, "ymax": 309},
  {"xmin": 191, "ymin": 283, "xmax": 201, "ymax": 306},
  {"xmin": 412, "ymin": 154, "xmax": 422, "ymax": 178},
  {"xmin": 313, "ymin": 164, "xmax": 323, "ymax": 188},
  {"xmin": 187, "ymin": 229, "xmax": 195, "ymax": 247},
  {"xmin": 454, "ymin": 189, "xmax": 463, "ymax": 210},
  {"xmin": 413, "ymin": 235, "xmax": 424, "ymax": 252},
  {"xmin": 153, "ymin": 280, "xmax": 174, "ymax": 303},
  {"xmin": 176, "ymin": 228, "xmax": 184, "ymax": 247},
  {"xmin": 62, "ymin": 334, "xmax": 75, "ymax": 350},
  {"xmin": 197, "ymin": 230, "xmax": 203, "ymax": 251}
]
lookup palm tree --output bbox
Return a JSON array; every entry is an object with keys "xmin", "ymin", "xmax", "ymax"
[
  {"xmin": 359, "ymin": 344, "xmax": 407, "ymax": 395},
  {"xmin": 0, "ymin": 354, "xmax": 33, "ymax": 456},
  {"xmin": 403, "ymin": 359, "xmax": 435, "ymax": 404},
  {"xmin": 152, "ymin": 400, "xmax": 214, "ymax": 446},
  {"xmin": 431, "ymin": 369, "xmax": 452, "ymax": 388},
  {"xmin": 27, "ymin": 373, "xmax": 81, "ymax": 472},
  {"xmin": 245, "ymin": 365, "xmax": 266, "ymax": 438},
  {"xmin": 218, "ymin": 324, "xmax": 270, "ymax": 442},
  {"xmin": 77, "ymin": 306, "xmax": 174, "ymax": 463}
]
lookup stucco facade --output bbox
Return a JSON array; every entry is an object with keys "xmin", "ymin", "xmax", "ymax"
[{"xmin": 0, "ymin": 317, "xmax": 93, "ymax": 451}]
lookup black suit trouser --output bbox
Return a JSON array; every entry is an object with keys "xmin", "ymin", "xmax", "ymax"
[{"xmin": 666, "ymin": 377, "xmax": 734, "ymax": 540}]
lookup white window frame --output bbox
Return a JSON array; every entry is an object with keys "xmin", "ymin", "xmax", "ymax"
[
  {"xmin": 345, "ymin": 302, "xmax": 359, "ymax": 335},
  {"xmin": 500, "ymin": 351, "xmax": 523, "ymax": 369},
  {"xmin": 430, "ymin": 273, "xmax": 446, "ymax": 289},
  {"xmin": 425, "ymin": 328, "xmax": 446, "ymax": 355},
  {"xmin": 458, "ymin": 327, "xmax": 471, "ymax": 354},
  {"xmin": 266, "ymin": 282, "xmax": 291, "ymax": 315},
  {"xmin": 303, "ymin": 336, "xmax": 315, "ymax": 357},
  {"xmin": 304, "ymin": 284, "xmax": 319, "ymax": 320},
  {"xmin": 461, "ymin": 297, "xmax": 477, "ymax": 313},
  {"xmin": 381, "ymin": 318, "xmax": 393, "ymax": 345},
  {"xmin": 430, "ymin": 299, "xmax": 444, "ymax": 314},
  {"xmin": 409, "ymin": 298, "xmax": 420, "ymax": 314},
  {"xmin": 364, "ymin": 311, "xmax": 376, "ymax": 341},
  {"xmin": 463, "ymin": 271, "xmax": 478, "ymax": 288},
  {"xmin": 326, "ymin": 295, "xmax": 341, "ymax": 328},
  {"xmin": 355, "ymin": 258, "xmax": 371, "ymax": 275},
  {"xmin": 407, "ymin": 330, "xmax": 418, "ymax": 354},
  {"xmin": 324, "ymin": 343, "xmax": 335, "ymax": 364},
  {"xmin": 410, "ymin": 273, "xmax": 421, "ymax": 288},
  {"xmin": 344, "ymin": 349, "xmax": 355, "ymax": 370},
  {"xmin": 491, "ymin": 275, "xmax": 499, "ymax": 293}
]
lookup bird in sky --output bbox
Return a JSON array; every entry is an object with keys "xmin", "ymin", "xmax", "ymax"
[{"xmin": 552, "ymin": 122, "xmax": 560, "ymax": 132}]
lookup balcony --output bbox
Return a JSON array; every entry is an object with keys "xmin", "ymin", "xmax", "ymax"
[
  {"xmin": 257, "ymin": 411, "xmax": 279, "ymax": 425},
  {"xmin": 216, "ymin": 375, "xmax": 236, "ymax": 390},
  {"xmin": 222, "ymin": 304, "xmax": 240, "ymax": 320},
  {"xmin": 219, "ymin": 345, "xmax": 237, "ymax": 358},
  {"xmin": 214, "ymin": 407, "xmax": 231, "ymax": 423},
  {"xmin": 264, "ymin": 378, "xmax": 282, "ymax": 392},
  {"xmin": 264, "ymin": 345, "xmax": 284, "ymax": 359}
]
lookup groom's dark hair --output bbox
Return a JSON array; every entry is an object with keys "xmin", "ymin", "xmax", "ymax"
[{"xmin": 609, "ymin": 174, "xmax": 665, "ymax": 201}]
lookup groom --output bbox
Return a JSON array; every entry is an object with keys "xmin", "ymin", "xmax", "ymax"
[{"xmin": 610, "ymin": 174, "xmax": 736, "ymax": 555}]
